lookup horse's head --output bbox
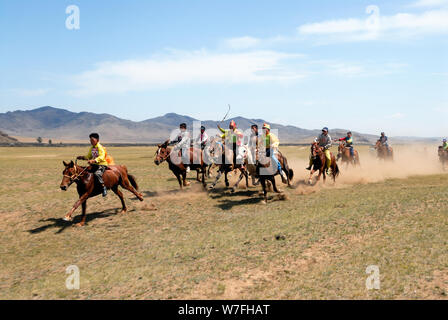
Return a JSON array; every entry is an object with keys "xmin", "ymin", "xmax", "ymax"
[
  {"xmin": 60, "ymin": 160, "xmax": 77, "ymax": 191},
  {"xmin": 154, "ymin": 140, "xmax": 170, "ymax": 165},
  {"xmin": 338, "ymin": 142, "xmax": 345, "ymax": 153},
  {"xmin": 311, "ymin": 142, "xmax": 320, "ymax": 158}
]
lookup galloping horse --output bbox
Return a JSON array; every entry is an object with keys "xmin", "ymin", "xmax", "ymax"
[
  {"xmin": 208, "ymin": 140, "xmax": 249, "ymax": 192},
  {"xmin": 60, "ymin": 160, "xmax": 143, "ymax": 226},
  {"xmin": 375, "ymin": 140, "xmax": 393, "ymax": 161},
  {"xmin": 438, "ymin": 146, "xmax": 448, "ymax": 170},
  {"xmin": 337, "ymin": 142, "xmax": 360, "ymax": 167},
  {"xmin": 257, "ymin": 149, "xmax": 294, "ymax": 203},
  {"xmin": 154, "ymin": 140, "xmax": 207, "ymax": 189},
  {"xmin": 308, "ymin": 142, "xmax": 339, "ymax": 185}
]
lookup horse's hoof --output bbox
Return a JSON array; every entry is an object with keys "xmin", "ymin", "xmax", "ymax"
[
  {"xmin": 231, "ymin": 187, "xmax": 236, "ymax": 193},
  {"xmin": 121, "ymin": 209, "xmax": 127, "ymax": 214},
  {"xmin": 73, "ymin": 222, "xmax": 84, "ymax": 227},
  {"xmin": 262, "ymin": 200, "xmax": 267, "ymax": 204},
  {"xmin": 63, "ymin": 216, "xmax": 72, "ymax": 222}
]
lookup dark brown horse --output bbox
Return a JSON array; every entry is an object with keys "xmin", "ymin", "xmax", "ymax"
[
  {"xmin": 375, "ymin": 140, "xmax": 394, "ymax": 161},
  {"xmin": 438, "ymin": 146, "xmax": 448, "ymax": 170},
  {"xmin": 337, "ymin": 142, "xmax": 360, "ymax": 167},
  {"xmin": 256, "ymin": 149, "xmax": 294, "ymax": 203},
  {"xmin": 308, "ymin": 142, "xmax": 339, "ymax": 185},
  {"xmin": 60, "ymin": 160, "xmax": 143, "ymax": 226},
  {"xmin": 154, "ymin": 140, "xmax": 207, "ymax": 188}
]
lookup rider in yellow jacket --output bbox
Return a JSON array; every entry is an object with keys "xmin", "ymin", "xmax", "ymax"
[
  {"xmin": 258, "ymin": 123, "xmax": 287, "ymax": 183},
  {"xmin": 77, "ymin": 133, "xmax": 108, "ymax": 197}
]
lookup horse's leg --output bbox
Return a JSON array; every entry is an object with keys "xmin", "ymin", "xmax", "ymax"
[
  {"xmin": 63, "ymin": 192, "xmax": 90, "ymax": 222},
  {"xmin": 112, "ymin": 185, "xmax": 127, "ymax": 213},
  {"xmin": 210, "ymin": 169, "xmax": 222, "ymax": 189},
  {"xmin": 74, "ymin": 201, "xmax": 87, "ymax": 227},
  {"xmin": 308, "ymin": 169, "xmax": 315, "ymax": 185},
  {"xmin": 225, "ymin": 170, "xmax": 230, "ymax": 188},
  {"xmin": 201, "ymin": 166, "xmax": 206, "ymax": 188},
  {"xmin": 231, "ymin": 172, "xmax": 245, "ymax": 193},
  {"xmin": 244, "ymin": 170, "xmax": 249, "ymax": 188},
  {"xmin": 271, "ymin": 176, "xmax": 281, "ymax": 193},
  {"xmin": 182, "ymin": 172, "xmax": 190, "ymax": 187},
  {"xmin": 260, "ymin": 178, "xmax": 268, "ymax": 203},
  {"xmin": 120, "ymin": 177, "xmax": 144, "ymax": 201}
]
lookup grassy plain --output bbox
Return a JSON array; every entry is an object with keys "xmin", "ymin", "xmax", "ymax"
[{"xmin": 0, "ymin": 145, "xmax": 446, "ymax": 299}]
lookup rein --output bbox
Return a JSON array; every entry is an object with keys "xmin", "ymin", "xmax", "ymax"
[{"xmin": 64, "ymin": 160, "xmax": 88, "ymax": 186}]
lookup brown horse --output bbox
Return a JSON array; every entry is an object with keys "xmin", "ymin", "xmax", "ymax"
[
  {"xmin": 375, "ymin": 140, "xmax": 393, "ymax": 161},
  {"xmin": 60, "ymin": 160, "xmax": 143, "ymax": 226},
  {"xmin": 438, "ymin": 146, "xmax": 448, "ymax": 170},
  {"xmin": 154, "ymin": 140, "xmax": 207, "ymax": 189},
  {"xmin": 308, "ymin": 142, "xmax": 339, "ymax": 185},
  {"xmin": 256, "ymin": 149, "xmax": 294, "ymax": 203},
  {"xmin": 337, "ymin": 142, "xmax": 360, "ymax": 167}
]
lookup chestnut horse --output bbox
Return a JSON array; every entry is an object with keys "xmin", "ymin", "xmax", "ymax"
[
  {"xmin": 337, "ymin": 142, "xmax": 360, "ymax": 167},
  {"xmin": 256, "ymin": 150, "xmax": 294, "ymax": 203},
  {"xmin": 375, "ymin": 140, "xmax": 393, "ymax": 161},
  {"xmin": 308, "ymin": 142, "xmax": 339, "ymax": 185},
  {"xmin": 60, "ymin": 160, "xmax": 143, "ymax": 226},
  {"xmin": 154, "ymin": 140, "xmax": 207, "ymax": 188}
]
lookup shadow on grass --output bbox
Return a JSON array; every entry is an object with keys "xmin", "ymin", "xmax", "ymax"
[
  {"xmin": 27, "ymin": 208, "xmax": 133, "ymax": 234},
  {"xmin": 216, "ymin": 197, "xmax": 264, "ymax": 210}
]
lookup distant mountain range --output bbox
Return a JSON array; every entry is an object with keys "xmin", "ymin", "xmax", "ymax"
[{"xmin": 0, "ymin": 106, "xmax": 439, "ymax": 144}]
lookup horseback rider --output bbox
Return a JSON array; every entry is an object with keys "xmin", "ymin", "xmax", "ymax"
[
  {"xmin": 169, "ymin": 123, "xmax": 191, "ymax": 173},
  {"xmin": 259, "ymin": 123, "xmax": 287, "ymax": 183},
  {"xmin": 443, "ymin": 138, "xmax": 448, "ymax": 152},
  {"xmin": 336, "ymin": 131, "xmax": 355, "ymax": 160},
  {"xmin": 378, "ymin": 132, "xmax": 391, "ymax": 155},
  {"xmin": 194, "ymin": 125, "xmax": 208, "ymax": 150},
  {"xmin": 306, "ymin": 127, "xmax": 332, "ymax": 172},
  {"xmin": 76, "ymin": 133, "xmax": 109, "ymax": 197},
  {"xmin": 218, "ymin": 120, "xmax": 244, "ymax": 167}
]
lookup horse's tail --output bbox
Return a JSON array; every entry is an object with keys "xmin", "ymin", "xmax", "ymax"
[
  {"xmin": 128, "ymin": 174, "xmax": 139, "ymax": 191},
  {"xmin": 333, "ymin": 162, "xmax": 340, "ymax": 179}
]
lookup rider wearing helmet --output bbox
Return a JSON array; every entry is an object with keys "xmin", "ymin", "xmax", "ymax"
[
  {"xmin": 306, "ymin": 127, "xmax": 332, "ymax": 171},
  {"xmin": 218, "ymin": 120, "xmax": 244, "ymax": 167},
  {"xmin": 336, "ymin": 131, "xmax": 355, "ymax": 159},
  {"xmin": 259, "ymin": 123, "xmax": 287, "ymax": 183},
  {"xmin": 169, "ymin": 123, "xmax": 191, "ymax": 173}
]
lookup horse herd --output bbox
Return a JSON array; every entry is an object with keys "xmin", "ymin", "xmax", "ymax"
[{"xmin": 59, "ymin": 139, "xmax": 433, "ymax": 227}]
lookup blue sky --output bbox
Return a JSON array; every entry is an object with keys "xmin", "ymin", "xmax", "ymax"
[{"xmin": 1, "ymin": 0, "xmax": 447, "ymax": 136}]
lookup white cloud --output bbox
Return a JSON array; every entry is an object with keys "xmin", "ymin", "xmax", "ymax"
[
  {"xmin": 70, "ymin": 50, "xmax": 306, "ymax": 95},
  {"xmin": 298, "ymin": 7, "xmax": 448, "ymax": 42}
]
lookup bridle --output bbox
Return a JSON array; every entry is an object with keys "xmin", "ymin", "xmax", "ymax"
[
  {"xmin": 155, "ymin": 146, "xmax": 170, "ymax": 163},
  {"xmin": 63, "ymin": 160, "xmax": 88, "ymax": 186}
]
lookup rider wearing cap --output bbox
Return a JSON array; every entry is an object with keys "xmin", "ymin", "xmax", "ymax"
[
  {"xmin": 336, "ymin": 131, "xmax": 355, "ymax": 159},
  {"xmin": 259, "ymin": 123, "xmax": 287, "ymax": 183},
  {"xmin": 306, "ymin": 127, "xmax": 332, "ymax": 171},
  {"xmin": 443, "ymin": 138, "xmax": 448, "ymax": 151},
  {"xmin": 218, "ymin": 120, "xmax": 244, "ymax": 167},
  {"xmin": 169, "ymin": 123, "xmax": 191, "ymax": 173}
]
